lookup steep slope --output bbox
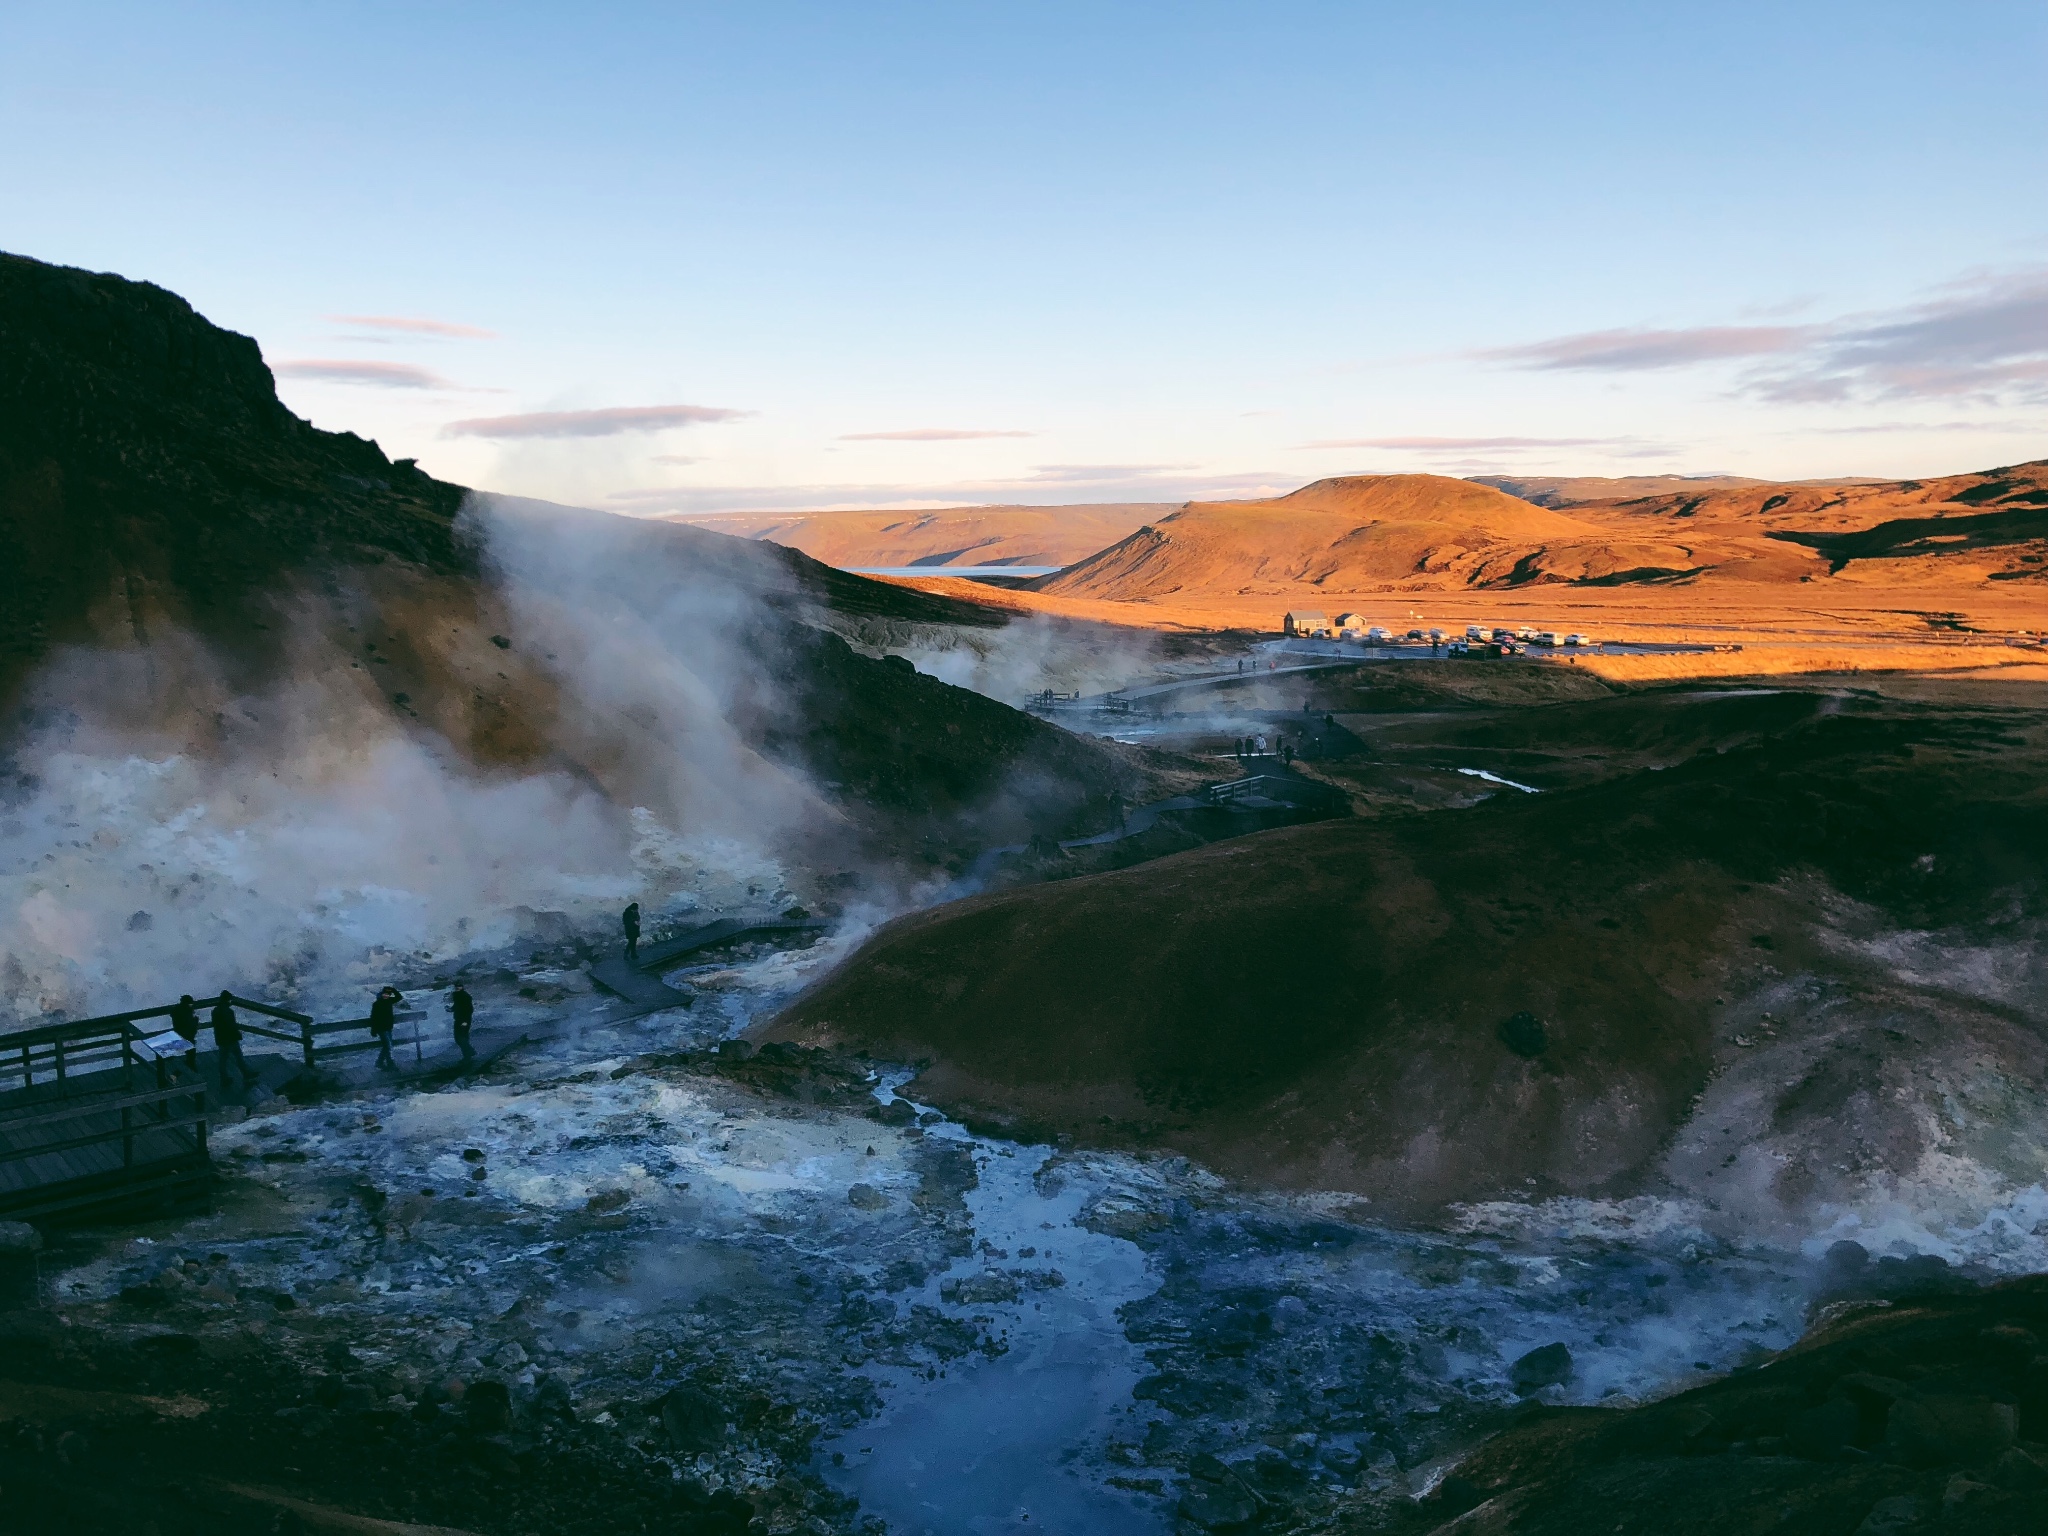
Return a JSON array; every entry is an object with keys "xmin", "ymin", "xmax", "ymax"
[
  {"xmin": 665, "ymin": 502, "xmax": 1166, "ymax": 572},
  {"xmin": 0, "ymin": 250, "xmax": 1011, "ymax": 706},
  {"xmin": 766, "ymin": 686, "xmax": 2048, "ymax": 1223},
  {"xmin": 0, "ymin": 250, "xmax": 1155, "ymax": 889}
]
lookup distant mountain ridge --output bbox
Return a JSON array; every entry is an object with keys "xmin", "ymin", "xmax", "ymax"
[
  {"xmin": 1471, "ymin": 473, "xmax": 1882, "ymax": 508},
  {"xmin": 1022, "ymin": 463, "xmax": 2048, "ymax": 603},
  {"xmin": 665, "ymin": 503, "xmax": 1169, "ymax": 573}
]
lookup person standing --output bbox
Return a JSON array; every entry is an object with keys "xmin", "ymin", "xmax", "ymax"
[
  {"xmin": 621, "ymin": 902, "xmax": 642, "ymax": 963},
  {"xmin": 211, "ymin": 991, "xmax": 256, "ymax": 1090},
  {"xmin": 449, "ymin": 982, "xmax": 475, "ymax": 1063},
  {"xmin": 369, "ymin": 986, "xmax": 400, "ymax": 1071},
  {"xmin": 170, "ymin": 994, "xmax": 200, "ymax": 1074}
]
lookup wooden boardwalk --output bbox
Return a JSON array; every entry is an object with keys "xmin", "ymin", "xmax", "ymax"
[
  {"xmin": 0, "ymin": 1011, "xmax": 212, "ymax": 1225},
  {"xmin": 588, "ymin": 916, "xmax": 826, "ymax": 1013}
]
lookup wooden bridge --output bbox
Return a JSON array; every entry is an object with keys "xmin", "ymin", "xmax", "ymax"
[{"xmin": 0, "ymin": 992, "xmax": 429, "ymax": 1228}]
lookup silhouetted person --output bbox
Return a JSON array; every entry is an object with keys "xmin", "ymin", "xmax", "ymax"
[
  {"xmin": 450, "ymin": 982, "xmax": 475, "ymax": 1062},
  {"xmin": 622, "ymin": 902, "xmax": 642, "ymax": 963},
  {"xmin": 170, "ymin": 994, "xmax": 200, "ymax": 1074},
  {"xmin": 1281, "ymin": 742, "xmax": 1295, "ymax": 767},
  {"xmin": 212, "ymin": 991, "xmax": 255, "ymax": 1089},
  {"xmin": 370, "ymin": 986, "xmax": 400, "ymax": 1071}
]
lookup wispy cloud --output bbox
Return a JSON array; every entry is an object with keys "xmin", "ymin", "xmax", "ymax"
[
  {"xmin": 1751, "ymin": 270, "xmax": 2048, "ymax": 404},
  {"xmin": 1479, "ymin": 325, "xmax": 1809, "ymax": 372},
  {"xmin": 330, "ymin": 313, "xmax": 496, "ymax": 340},
  {"xmin": 443, "ymin": 404, "xmax": 751, "ymax": 439},
  {"xmin": 1298, "ymin": 435, "xmax": 1628, "ymax": 451},
  {"xmin": 274, "ymin": 358, "xmax": 455, "ymax": 389},
  {"xmin": 838, "ymin": 428, "xmax": 1036, "ymax": 441},
  {"xmin": 604, "ymin": 465, "xmax": 1289, "ymax": 514},
  {"xmin": 1480, "ymin": 267, "xmax": 2048, "ymax": 406}
]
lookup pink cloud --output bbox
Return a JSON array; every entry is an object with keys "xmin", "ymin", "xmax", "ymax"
[
  {"xmin": 838, "ymin": 428, "xmax": 1037, "ymax": 441},
  {"xmin": 331, "ymin": 314, "xmax": 497, "ymax": 339},
  {"xmin": 274, "ymin": 358, "xmax": 454, "ymax": 389},
  {"xmin": 443, "ymin": 404, "xmax": 750, "ymax": 439}
]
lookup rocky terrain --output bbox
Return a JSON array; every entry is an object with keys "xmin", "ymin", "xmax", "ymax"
[
  {"xmin": 6, "ymin": 248, "xmax": 2047, "ymax": 1536},
  {"xmin": 768, "ymin": 681, "xmax": 2048, "ymax": 1232}
]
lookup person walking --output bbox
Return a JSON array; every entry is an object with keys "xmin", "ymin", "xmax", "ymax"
[
  {"xmin": 211, "ymin": 991, "xmax": 256, "ymax": 1090},
  {"xmin": 450, "ymin": 982, "xmax": 475, "ymax": 1063},
  {"xmin": 622, "ymin": 902, "xmax": 642, "ymax": 963},
  {"xmin": 169, "ymin": 994, "xmax": 200, "ymax": 1074},
  {"xmin": 369, "ymin": 986, "xmax": 400, "ymax": 1071}
]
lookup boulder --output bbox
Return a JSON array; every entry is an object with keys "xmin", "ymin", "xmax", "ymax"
[
  {"xmin": 1855, "ymin": 1495, "xmax": 1926, "ymax": 1534},
  {"xmin": 1510, "ymin": 1341, "xmax": 1574, "ymax": 1394},
  {"xmin": 1885, "ymin": 1394, "xmax": 2015, "ymax": 1467},
  {"xmin": 1177, "ymin": 1479, "xmax": 1258, "ymax": 1530},
  {"xmin": 465, "ymin": 1378, "xmax": 513, "ymax": 1432},
  {"xmin": 658, "ymin": 1384, "xmax": 727, "ymax": 1451},
  {"xmin": 1498, "ymin": 1010, "xmax": 1548, "ymax": 1059},
  {"xmin": 1788, "ymin": 1396, "xmax": 1861, "ymax": 1460},
  {"xmin": 847, "ymin": 1183, "xmax": 888, "ymax": 1211}
]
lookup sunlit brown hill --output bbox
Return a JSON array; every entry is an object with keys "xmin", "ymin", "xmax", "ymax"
[
  {"xmin": 1029, "ymin": 467, "xmax": 2048, "ymax": 602},
  {"xmin": 1469, "ymin": 472, "xmax": 1877, "ymax": 507},
  {"xmin": 665, "ymin": 502, "xmax": 1166, "ymax": 572}
]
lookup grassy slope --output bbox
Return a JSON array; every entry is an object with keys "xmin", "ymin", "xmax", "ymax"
[{"xmin": 766, "ymin": 687, "xmax": 2048, "ymax": 1214}]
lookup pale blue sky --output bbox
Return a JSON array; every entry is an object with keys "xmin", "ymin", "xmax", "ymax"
[{"xmin": 4, "ymin": 2, "xmax": 2045, "ymax": 510}]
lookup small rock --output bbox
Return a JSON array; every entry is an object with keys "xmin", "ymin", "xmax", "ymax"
[
  {"xmin": 492, "ymin": 1341, "xmax": 529, "ymax": 1370},
  {"xmin": 1788, "ymin": 1396, "xmax": 1860, "ymax": 1460},
  {"xmin": 658, "ymin": 1384, "xmax": 726, "ymax": 1451},
  {"xmin": 1943, "ymin": 1472, "xmax": 1994, "ymax": 1515},
  {"xmin": 465, "ymin": 1379, "xmax": 512, "ymax": 1432},
  {"xmin": 1856, "ymin": 1494, "xmax": 1927, "ymax": 1534},
  {"xmin": 870, "ymin": 1098, "xmax": 916, "ymax": 1127},
  {"xmin": 717, "ymin": 1038, "xmax": 754, "ymax": 1062},
  {"xmin": 847, "ymin": 1183, "xmax": 887, "ymax": 1211},
  {"xmin": 1990, "ymin": 1445, "xmax": 2048, "ymax": 1491},
  {"xmin": 126, "ymin": 910, "xmax": 153, "ymax": 931},
  {"xmin": 585, "ymin": 1189, "xmax": 631, "ymax": 1215},
  {"xmin": 0, "ymin": 1221, "xmax": 43, "ymax": 1254},
  {"xmin": 1510, "ymin": 1341, "xmax": 1574, "ymax": 1394},
  {"xmin": 1886, "ymin": 1394, "xmax": 2016, "ymax": 1467},
  {"xmin": 1497, "ymin": 1010, "xmax": 1547, "ymax": 1059},
  {"xmin": 1178, "ymin": 1479, "xmax": 1259, "ymax": 1531}
]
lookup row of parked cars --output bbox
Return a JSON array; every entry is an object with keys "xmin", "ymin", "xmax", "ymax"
[{"xmin": 1337, "ymin": 624, "xmax": 1594, "ymax": 656}]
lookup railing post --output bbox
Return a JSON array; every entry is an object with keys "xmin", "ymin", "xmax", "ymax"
[
  {"xmin": 19, "ymin": 1043, "xmax": 29, "ymax": 1090},
  {"xmin": 302, "ymin": 1021, "xmax": 316, "ymax": 1070}
]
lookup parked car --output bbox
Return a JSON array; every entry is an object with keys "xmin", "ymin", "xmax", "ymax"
[{"xmin": 1564, "ymin": 633, "xmax": 1588, "ymax": 647}]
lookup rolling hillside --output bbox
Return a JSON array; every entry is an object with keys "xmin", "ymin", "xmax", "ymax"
[
  {"xmin": 665, "ymin": 502, "xmax": 1167, "ymax": 572},
  {"xmin": 1027, "ymin": 466, "xmax": 2048, "ymax": 605}
]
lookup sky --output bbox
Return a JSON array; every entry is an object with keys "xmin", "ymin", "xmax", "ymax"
[{"xmin": 4, "ymin": 1, "xmax": 2046, "ymax": 513}]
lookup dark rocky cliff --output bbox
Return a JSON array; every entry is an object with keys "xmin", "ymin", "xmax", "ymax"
[{"xmin": 0, "ymin": 251, "xmax": 472, "ymax": 690}]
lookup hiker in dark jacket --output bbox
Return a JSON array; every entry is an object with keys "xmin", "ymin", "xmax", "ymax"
[
  {"xmin": 370, "ymin": 986, "xmax": 400, "ymax": 1071},
  {"xmin": 622, "ymin": 902, "xmax": 642, "ymax": 962},
  {"xmin": 211, "ymin": 991, "xmax": 256, "ymax": 1089},
  {"xmin": 170, "ymin": 995, "xmax": 200, "ymax": 1073},
  {"xmin": 449, "ymin": 982, "xmax": 475, "ymax": 1062}
]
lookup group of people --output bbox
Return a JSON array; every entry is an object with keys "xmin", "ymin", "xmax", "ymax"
[
  {"xmin": 165, "ymin": 980, "xmax": 478, "ymax": 1086},
  {"xmin": 369, "ymin": 982, "xmax": 475, "ymax": 1070},
  {"xmin": 161, "ymin": 899, "xmax": 660, "ymax": 1089}
]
